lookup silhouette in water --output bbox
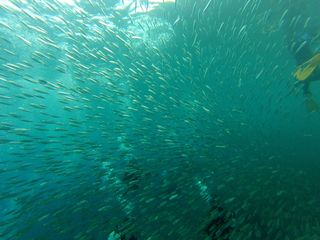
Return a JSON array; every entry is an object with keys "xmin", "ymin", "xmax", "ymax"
[
  {"xmin": 284, "ymin": 0, "xmax": 320, "ymax": 111},
  {"xmin": 202, "ymin": 197, "xmax": 235, "ymax": 239}
]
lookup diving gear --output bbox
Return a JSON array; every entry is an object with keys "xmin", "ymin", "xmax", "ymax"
[{"xmin": 294, "ymin": 53, "xmax": 320, "ymax": 81}]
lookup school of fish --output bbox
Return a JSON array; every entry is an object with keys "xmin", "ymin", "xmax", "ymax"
[{"xmin": 1, "ymin": 0, "xmax": 320, "ymax": 239}]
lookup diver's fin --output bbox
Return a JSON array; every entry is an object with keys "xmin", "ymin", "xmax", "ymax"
[
  {"xmin": 305, "ymin": 95, "xmax": 319, "ymax": 112},
  {"xmin": 294, "ymin": 53, "xmax": 320, "ymax": 81}
]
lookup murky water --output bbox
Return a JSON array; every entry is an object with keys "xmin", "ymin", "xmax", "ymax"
[{"xmin": 1, "ymin": 0, "xmax": 320, "ymax": 239}]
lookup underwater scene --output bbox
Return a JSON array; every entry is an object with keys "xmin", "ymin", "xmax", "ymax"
[{"xmin": 1, "ymin": 0, "xmax": 320, "ymax": 239}]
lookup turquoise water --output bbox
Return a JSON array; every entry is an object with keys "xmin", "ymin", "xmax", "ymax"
[{"xmin": 1, "ymin": 0, "xmax": 320, "ymax": 239}]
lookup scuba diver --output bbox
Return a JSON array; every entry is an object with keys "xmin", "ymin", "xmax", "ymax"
[
  {"xmin": 202, "ymin": 196, "xmax": 235, "ymax": 240},
  {"xmin": 106, "ymin": 156, "xmax": 147, "ymax": 240},
  {"xmin": 285, "ymin": 0, "xmax": 320, "ymax": 111},
  {"xmin": 107, "ymin": 223, "xmax": 138, "ymax": 240}
]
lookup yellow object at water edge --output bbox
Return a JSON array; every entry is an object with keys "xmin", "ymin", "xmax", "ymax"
[{"xmin": 294, "ymin": 53, "xmax": 320, "ymax": 81}]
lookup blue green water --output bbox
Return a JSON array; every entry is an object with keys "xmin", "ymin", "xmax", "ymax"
[{"xmin": 1, "ymin": 0, "xmax": 320, "ymax": 239}]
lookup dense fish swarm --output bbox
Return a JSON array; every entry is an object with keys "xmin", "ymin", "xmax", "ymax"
[{"xmin": 1, "ymin": 0, "xmax": 320, "ymax": 239}]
